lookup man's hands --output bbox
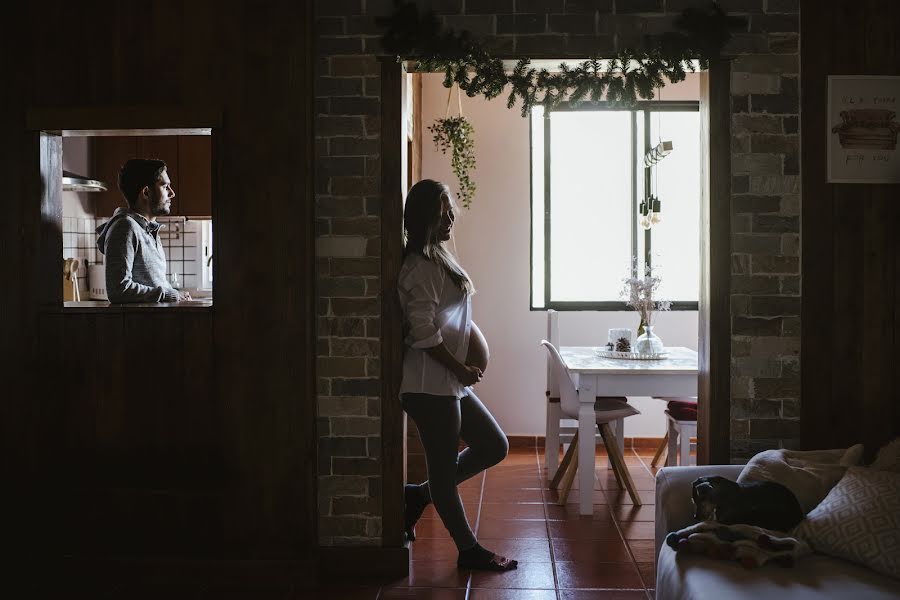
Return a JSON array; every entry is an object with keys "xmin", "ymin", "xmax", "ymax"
[{"xmin": 456, "ymin": 364, "xmax": 483, "ymax": 387}]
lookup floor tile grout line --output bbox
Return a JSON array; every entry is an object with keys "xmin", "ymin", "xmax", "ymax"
[
  {"xmin": 535, "ymin": 442, "xmax": 563, "ymax": 600},
  {"xmin": 632, "ymin": 446, "xmax": 658, "ymax": 480},
  {"xmin": 624, "ymin": 447, "xmax": 655, "ymax": 592}
]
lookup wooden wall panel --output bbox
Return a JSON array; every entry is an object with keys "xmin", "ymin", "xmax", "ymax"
[
  {"xmin": 34, "ymin": 312, "xmax": 227, "ymax": 556},
  {"xmin": 4, "ymin": 0, "xmax": 317, "ymax": 572},
  {"xmin": 801, "ymin": 0, "xmax": 900, "ymax": 459}
]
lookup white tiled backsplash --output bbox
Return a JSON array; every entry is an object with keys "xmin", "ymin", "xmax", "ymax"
[
  {"xmin": 156, "ymin": 216, "xmax": 203, "ymax": 290},
  {"xmin": 64, "ymin": 216, "xmax": 212, "ymax": 294},
  {"xmin": 62, "ymin": 216, "xmax": 98, "ymax": 293}
]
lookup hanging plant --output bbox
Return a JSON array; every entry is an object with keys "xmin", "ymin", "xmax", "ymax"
[
  {"xmin": 378, "ymin": 2, "xmax": 745, "ymax": 115},
  {"xmin": 428, "ymin": 115, "xmax": 476, "ymax": 209}
]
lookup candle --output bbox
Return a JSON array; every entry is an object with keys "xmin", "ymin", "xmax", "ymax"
[{"xmin": 608, "ymin": 328, "xmax": 633, "ymax": 351}]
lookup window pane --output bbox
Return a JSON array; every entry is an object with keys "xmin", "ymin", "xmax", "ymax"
[
  {"xmin": 635, "ymin": 112, "xmax": 646, "ymax": 276},
  {"xmin": 649, "ymin": 111, "xmax": 701, "ymax": 302},
  {"xmin": 531, "ymin": 106, "xmax": 545, "ymax": 308},
  {"xmin": 549, "ymin": 111, "xmax": 632, "ymax": 302}
]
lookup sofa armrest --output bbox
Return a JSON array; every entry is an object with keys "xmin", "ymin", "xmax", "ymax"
[{"xmin": 654, "ymin": 465, "xmax": 744, "ymax": 562}]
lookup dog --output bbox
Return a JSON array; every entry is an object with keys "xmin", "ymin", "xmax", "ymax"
[{"xmin": 692, "ymin": 475, "xmax": 804, "ymax": 532}]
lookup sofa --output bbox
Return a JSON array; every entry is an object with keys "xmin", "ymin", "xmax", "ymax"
[{"xmin": 654, "ymin": 465, "xmax": 900, "ymax": 600}]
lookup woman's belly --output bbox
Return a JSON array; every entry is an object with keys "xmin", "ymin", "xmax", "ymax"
[{"xmin": 466, "ymin": 321, "xmax": 490, "ymax": 373}]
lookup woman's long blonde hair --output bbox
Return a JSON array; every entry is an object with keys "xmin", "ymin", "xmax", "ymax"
[{"xmin": 403, "ymin": 179, "xmax": 474, "ymax": 294}]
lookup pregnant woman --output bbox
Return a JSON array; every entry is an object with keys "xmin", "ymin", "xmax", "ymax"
[{"xmin": 398, "ymin": 179, "xmax": 517, "ymax": 572}]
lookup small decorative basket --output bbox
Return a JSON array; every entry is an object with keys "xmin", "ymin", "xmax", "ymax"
[
  {"xmin": 832, "ymin": 109, "xmax": 900, "ymax": 150},
  {"xmin": 595, "ymin": 349, "xmax": 668, "ymax": 360}
]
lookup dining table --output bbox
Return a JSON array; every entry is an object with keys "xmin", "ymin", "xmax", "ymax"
[{"xmin": 558, "ymin": 346, "xmax": 699, "ymax": 515}]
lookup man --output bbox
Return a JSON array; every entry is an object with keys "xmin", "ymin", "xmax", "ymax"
[{"xmin": 96, "ymin": 158, "xmax": 191, "ymax": 303}]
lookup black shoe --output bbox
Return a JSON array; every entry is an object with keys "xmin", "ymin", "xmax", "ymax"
[
  {"xmin": 457, "ymin": 544, "xmax": 518, "ymax": 571},
  {"xmin": 404, "ymin": 484, "xmax": 429, "ymax": 542}
]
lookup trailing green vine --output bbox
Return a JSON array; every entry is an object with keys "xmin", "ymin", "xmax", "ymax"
[
  {"xmin": 378, "ymin": 2, "xmax": 744, "ymax": 115},
  {"xmin": 428, "ymin": 116, "xmax": 476, "ymax": 209}
]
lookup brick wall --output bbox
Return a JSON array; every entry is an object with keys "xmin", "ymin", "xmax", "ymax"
[
  {"xmin": 314, "ymin": 0, "xmax": 800, "ymax": 545},
  {"xmin": 724, "ymin": 0, "xmax": 800, "ymax": 462}
]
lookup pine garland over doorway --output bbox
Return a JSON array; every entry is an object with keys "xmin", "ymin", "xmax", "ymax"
[
  {"xmin": 379, "ymin": 1, "xmax": 744, "ymax": 114},
  {"xmin": 378, "ymin": 1, "xmax": 744, "ymax": 207}
]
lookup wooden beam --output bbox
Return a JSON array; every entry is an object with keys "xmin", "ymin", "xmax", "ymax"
[
  {"xmin": 26, "ymin": 106, "xmax": 222, "ymax": 133},
  {"xmin": 38, "ymin": 133, "xmax": 63, "ymax": 306},
  {"xmin": 697, "ymin": 59, "xmax": 732, "ymax": 465}
]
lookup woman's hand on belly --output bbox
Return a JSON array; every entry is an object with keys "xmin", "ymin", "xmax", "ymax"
[{"xmin": 466, "ymin": 321, "xmax": 490, "ymax": 374}]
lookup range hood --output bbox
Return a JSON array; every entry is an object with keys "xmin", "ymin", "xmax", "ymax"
[{"xmin": 62, "ymin": 170, "xmax": 108, "ymax": 193}]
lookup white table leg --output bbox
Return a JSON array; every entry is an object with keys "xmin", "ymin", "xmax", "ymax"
[
  {"xmin": 545, "ymin": 401, "xmax": 561, "ymax": 480},
  {"xmin": 578, "ymin": 380, "xmax": 597, "ymax": 516}
]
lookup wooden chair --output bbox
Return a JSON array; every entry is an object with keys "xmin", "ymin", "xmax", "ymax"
[
  {"xmin": 541, "ymin": 341, "xmax": 643, "ymax": 506},
  {"xmin": 650, "ymin": 397, "xmax": 698, "ymax": 467},
  {"xmin": 544, "ymin": 310, "xmax": 627, "ymax": 481}
]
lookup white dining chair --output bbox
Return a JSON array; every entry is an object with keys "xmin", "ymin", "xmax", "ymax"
[
  {"xmin": 541, "ymin": 340, "xmax": 643, "ymax": 506},
  {"xmin": 545, "ymin": 310, "xmax": 576, "ymax": 479},
  {"xmin": 544, "ymin": 310, "xmax": 627, "ymax": 481},
  {"xmin": 650, "ymin": 397, "xmax": 698, "ymax": 467}
]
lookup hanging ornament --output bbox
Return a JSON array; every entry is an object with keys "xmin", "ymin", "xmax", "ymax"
[
  {"xmin": 639, "ymin": 199, "xmax": 652, "ymax": 230},
  {"xmin": 640, "ymin": 91, "xmax": 666, "ymax": 229},
  {"xmin": 650, "ymin": 196, "xmax": 662, "ymax": 225},
  {"xmin": 643, "ymin": 140, "xmax": 674, "ymax": 167}
]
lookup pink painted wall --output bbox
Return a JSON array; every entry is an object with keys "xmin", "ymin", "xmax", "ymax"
[{"xmin": 420, "ymin": 73, "xmax": 700, "ymax": 437}]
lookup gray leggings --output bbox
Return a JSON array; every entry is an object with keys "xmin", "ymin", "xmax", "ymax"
[{"xmin": 401, "ymin": 389, "xmax": 509, "ymax": 550}]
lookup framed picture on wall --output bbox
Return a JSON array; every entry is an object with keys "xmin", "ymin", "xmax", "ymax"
[{"xmin": 828, "ymin": 76, "xmax": 900, "ymax": 183}]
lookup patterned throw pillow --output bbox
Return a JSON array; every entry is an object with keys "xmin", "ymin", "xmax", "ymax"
[
  {"xmin": 794, "ymin": 467, "xmax": 900, "ymax": 580},
  {"xmin": 871, "ymin": 437, "xmax": 900, "ymax": 474}
]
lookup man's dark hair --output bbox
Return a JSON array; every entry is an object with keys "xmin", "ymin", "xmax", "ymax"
[{"xmin": 118, "ymin": 159, "xmax": 167, "ymax": 208}]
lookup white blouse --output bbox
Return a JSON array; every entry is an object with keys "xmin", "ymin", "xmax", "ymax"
[{"xmin": 398, "ymin": 253, "xmax": 472, "ymax": 399}]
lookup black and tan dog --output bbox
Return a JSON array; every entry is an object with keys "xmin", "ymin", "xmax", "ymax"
[{"xmin": 692, "ymin": 476, "xmax": 804, "ymax": 532}]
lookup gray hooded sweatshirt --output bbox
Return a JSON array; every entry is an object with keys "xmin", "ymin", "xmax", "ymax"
[{"xmin": 96, "ymin": 208, "xmax": 179, "ymax": 303}]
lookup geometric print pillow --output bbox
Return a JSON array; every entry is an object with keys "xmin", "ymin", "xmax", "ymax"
[{"xmin": 793, "ymin": 467, "xmax": 900, "ymax": 580}]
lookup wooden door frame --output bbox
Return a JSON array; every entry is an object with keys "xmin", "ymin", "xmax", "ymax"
[
  {"xmin": 380, "ymin": 60, "xmax": 407, "ymax": 548},
  {"xmin": 380, "ymin": 59, "xmax": 732, "ymax": 541},
  {"xmin": 698, "ymin": 59, "xmax": 732, "ymax": 466}
]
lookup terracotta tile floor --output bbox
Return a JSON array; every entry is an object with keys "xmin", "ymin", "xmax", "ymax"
[{"xmin": 308, "ymin": 443, "xmax": 664, "ymax": 599}]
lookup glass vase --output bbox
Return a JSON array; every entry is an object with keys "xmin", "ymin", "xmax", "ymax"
[{"xmin": 635, "ymin": 325, "xmax": 664, "ymax": 354}]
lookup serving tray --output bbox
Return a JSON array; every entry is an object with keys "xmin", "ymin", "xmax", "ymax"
[{"xmin": 594, "ymin": 349, "xmax": 668, "ymax": 360}]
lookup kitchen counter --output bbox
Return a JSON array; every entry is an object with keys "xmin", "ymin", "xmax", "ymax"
[{"xmin": 59, "ymin": 300, "xmax": 213, "ymax": 313}]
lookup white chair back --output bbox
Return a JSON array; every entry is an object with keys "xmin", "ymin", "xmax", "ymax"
[
  {"xmin": 541, "ymin": 340, "xmax": 580, "ymax": 420},
  {"xmin": 546, "ymin": 310, "xmax": 560, "ymax": 398}
]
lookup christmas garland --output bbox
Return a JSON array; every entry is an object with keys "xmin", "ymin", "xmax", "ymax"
[
  {"xmin": 378, "ymin": 1, "xmax": 744, "ymax": 207},
  {"xmin": 379, "ymin": 1, "xmax": 744, "ymax": 115}
]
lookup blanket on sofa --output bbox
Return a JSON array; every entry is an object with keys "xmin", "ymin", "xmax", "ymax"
[
  {"xmin": 666, "ymin": 520, "xmax": 812, "ymax": 569},
  {"xmin": 737, "ymin": 445, "xmax": 864, "ymax": 514}
]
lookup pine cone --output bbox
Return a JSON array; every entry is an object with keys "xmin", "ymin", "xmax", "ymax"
[{"xmin": 615, "ymin": 337, "xmax": 632, "ymax": 352}]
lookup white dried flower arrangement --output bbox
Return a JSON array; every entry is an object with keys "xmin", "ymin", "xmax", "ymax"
[{"xmin": 622, "ymin": 263, "xmax": 672, "ymax": 327}]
